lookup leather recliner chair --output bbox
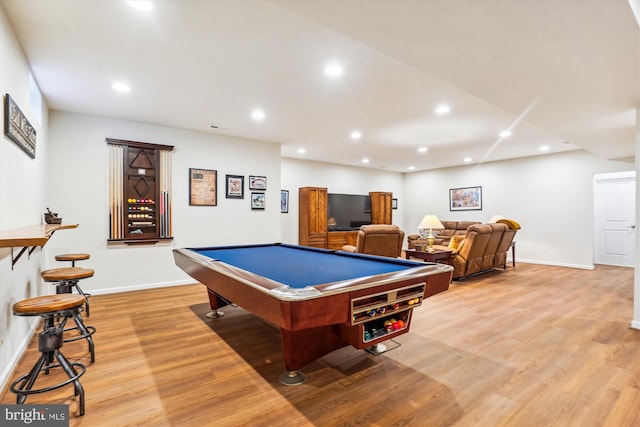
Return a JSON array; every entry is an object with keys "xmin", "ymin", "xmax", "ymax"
[
  {"xmin": 446, "ymin": 223, "xmax": 511, "ymax": 279},
  {"xmin": 342, "ymin": 224, "xmax": 405, "ymax": 258}
]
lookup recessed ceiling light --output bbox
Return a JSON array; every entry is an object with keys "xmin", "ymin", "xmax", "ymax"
[
  {"xmin": 361, "ymin": 158, "xmax": 370, "ymax": 164},
  {"xmin": 417, "ymin": 147, "xmax": 428, "ymax": 153},
  {"xmin": 251, "ymin": 110, "xmax": 266, "ymax": 121},
  {"xmin": 324, "ymin": 62, "xmax": 343, "ymax": 77},
  {"xmin": 127, "ymin": 1, "xmax": 153, "ymax": 11},
  {"xmin": 112, "ymin": 81, "xmax": 130, "ymax": 93},
  {"xmin": 499, "ymin": 129, "xmax": 512, "ymax": 138},
  {"xmin": 408, "ymin": 166, "xmax": 415, "ymax": 170},
  {"xmin": 539, "ymin": 145, "xmax": 550, "ymax": 152},
  {"xmin": 297, "ymin": 148, "xmax": 306, "ymax": 154},
  {"xmin": 464, "ymin": 157, "xmax": 473, "ymax": 163},
  {"xmin": 435, "ymin": 104, "xmax": 451, "ymax": 115},
  {"xmin": 350, "ymin": 131, "xmax": 362, "ymax": 140}
]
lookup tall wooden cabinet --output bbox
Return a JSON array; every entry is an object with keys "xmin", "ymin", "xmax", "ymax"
[
  {"xmin": 370, "ymin": 191, "xmax": 393, "ymax": 225},
  {"xmin": 299, "ymin": 187, "xmax": 393, "ymax": 249},
  {"xmin": 298, "ymin": 187, "xmax": 328, "ymax": 248}
]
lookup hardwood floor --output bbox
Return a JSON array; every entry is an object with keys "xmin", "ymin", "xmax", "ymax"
[{"xmin": 1, "ymin": 263, "xmax": 639, "ymax": 426}]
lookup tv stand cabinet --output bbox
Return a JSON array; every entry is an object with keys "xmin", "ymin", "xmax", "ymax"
[{"xmin": 327, "ymin": 230, "xmax": 358, "ymax": 250}]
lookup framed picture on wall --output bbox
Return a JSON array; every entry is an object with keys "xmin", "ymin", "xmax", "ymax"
[
  {"xmin": 392, "ymin": 198, "xmax": 398, "ymax": 210},
  {"xmin": 251, "ymin": 192, "xmax": 265, "ymax": 210},
  {"xmin": 449, "ymin": 186, "xmax": 482, "ymax": 211},
  {"xmin": 189, "ymin": 168, "xmax": 217, "ymax": 206},
  {"xmin": 225, "ymin": 174, "xmax": 244, "ymax": 199},
  {"xmin": 4, "ymin": 94, "xmax": 36, "ymax": 159},
  {"xmin": 281, "ymin": 190, "xmax": 289, "ymax": 213},
  {"xmin": 249, "ymin": 175, "xmax": 267, "ymax": 190}
]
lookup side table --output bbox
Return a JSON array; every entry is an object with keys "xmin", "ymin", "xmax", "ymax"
[{"xmin": 405, "ymin": 248, "xmax": 453, "ymax": 265}]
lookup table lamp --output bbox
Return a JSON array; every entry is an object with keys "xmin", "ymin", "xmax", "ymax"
[{"xmin": 418, "ymin": 214, "xmax": 444, "ymax": 253}]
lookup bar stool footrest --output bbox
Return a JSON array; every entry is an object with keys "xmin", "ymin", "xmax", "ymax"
[
  {"xmin": 63, "ymin": 325, "xmax": 96, "ymax": 343},
  {"xmin": 10, "ymin": 360, "xmax": 86, "ymax": 397}
]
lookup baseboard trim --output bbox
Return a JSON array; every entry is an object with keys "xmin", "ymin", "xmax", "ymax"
[
  {"xmin": 517, "ymin": 259, "xmax": 595, "ymax": 270},
  {"xmin": 630, "ymin": 320, "xmax": 640, "ymax": 330},
  {"xmin": 0, "ymin": 319, "xmax": 40, "ymax": 396},
  {"xmin": 90, "ymin": 279, "xmax": 197, "ymax": 296}
]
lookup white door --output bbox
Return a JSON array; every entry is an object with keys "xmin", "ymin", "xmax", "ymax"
[{"xmin": 594, "ymin": 171, "xmax": 636, "ymax": 267}]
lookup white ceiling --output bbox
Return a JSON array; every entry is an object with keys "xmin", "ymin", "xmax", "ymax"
[{"xmin": 1, "ymin": 0, "xmax": 638, "ymax": 172}]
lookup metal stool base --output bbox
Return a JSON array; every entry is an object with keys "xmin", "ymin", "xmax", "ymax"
[
  {"xmin": 58, "ymin": 309, "xmax": 96, "ymax": 363},
  {"xmin": 10, "ymin": 325, "xmax": 86, "ymax": 415}
]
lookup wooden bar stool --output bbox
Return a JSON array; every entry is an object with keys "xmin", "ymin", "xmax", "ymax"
[
  {"xmin": 10, "ymin": 294, "xmax": 88, "ymax": 415},
  {"xmin": 42, "ymin": 267, "xmax": 94, "ymax": 316},
  {"xmin": 41, "ymin": 268, "xmax": 96, "ymax": 360},
  {"xmin": 55, "ymin": 253, "xmax": 90, "ymax": 267}
]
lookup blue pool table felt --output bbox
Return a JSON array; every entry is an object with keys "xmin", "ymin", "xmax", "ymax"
[{"xmin": 192, "ymin": 244, "xmax": 421, "ymax": 288}]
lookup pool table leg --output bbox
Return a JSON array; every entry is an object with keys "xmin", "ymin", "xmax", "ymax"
[
  {"xmin": 206, "ymin": 289, "xmax": 229, "ymax": 318},
  {"xmin": 279, "ymin": 326, "xmax": 348, "ymax": 385}
]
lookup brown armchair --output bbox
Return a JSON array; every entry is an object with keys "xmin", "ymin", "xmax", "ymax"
[{"xmin": 342, "ymin": 224, "xmax": 405, "ymax": 258}]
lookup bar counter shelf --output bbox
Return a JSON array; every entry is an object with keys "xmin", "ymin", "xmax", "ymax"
[{"xmin": 0, "ymin": 223, "xmax": 78, "ymax": 269}]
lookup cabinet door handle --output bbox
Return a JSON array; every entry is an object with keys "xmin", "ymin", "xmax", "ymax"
[{"xmin": 629, "ymin": 225, "xmax": 636, "ymax": 229}]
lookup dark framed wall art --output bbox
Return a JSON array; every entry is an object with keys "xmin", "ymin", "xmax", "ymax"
[
  {"xmin": 4, "ymin": 93, "xmax": 36, "ymax": 159},
  {"xmin": 251, "ymin": 192, "xmax": 265, "ymax": 210},
  {"xmin": 189, "ymin": 168, "xmax": 217, "ymax": 206},
  {"xmin": 249, "ymin": 175, "xmax": 267, "ymax": 190},
  {"xmin": 225, "ymin": 174, "xmax": 244, "ymax": 199},
  {"xmin": 281, "ymin": 190, "xmax": 289, "ymax": 213}
]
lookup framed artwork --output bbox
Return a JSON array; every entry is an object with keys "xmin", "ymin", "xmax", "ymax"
[
  {"xmin": 280, "ymin": 190, "xmax": 289, "ymax": 213},
  {"xmin": 392, "ymin": 198, "xmax": 398, "ymax": 210},
  {"xmin": 251, "ymin": 192, "xmax": 265, "ymax": 210},
  {"xmin": 225, "ymin": 174, "xmax": 244, "ymax": 199},
  {"xmin": 189, "ymin": 168, "xmax": 217, "ymax": 206},
  {"xmin": 4, "ymin": 94, "xmax": 36, "ymax": 159},
  {"xmin": 449, "ymin": 186, "xmax": 482, "ymax": 211},
  {"xmin": 249, "ymin": 175, "xmax": 267, "ymax": 190}
]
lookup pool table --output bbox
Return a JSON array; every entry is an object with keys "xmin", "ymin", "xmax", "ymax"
[{"xmin": 173, "ymin": 243, "xmax": 453, "ymax": 384}]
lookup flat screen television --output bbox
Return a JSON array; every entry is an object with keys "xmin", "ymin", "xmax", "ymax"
[{"xmin": 327, "ymin": 193, "xmax": 371, "ymax": 231}]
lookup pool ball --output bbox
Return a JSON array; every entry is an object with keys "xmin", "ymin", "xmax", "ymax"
[{"xmin": 397, "ymin": 320, "xmax": 406, "ymax": 328}]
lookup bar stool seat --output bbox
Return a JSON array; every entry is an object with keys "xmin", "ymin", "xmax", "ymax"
[
  {"xmin": 42, "ymin": 267, "xmax": 94, "ymax": 316},
  {"xmin": 42, "ymin": 267, "xmax": 94, "ymax": 283},
  {"xmin": 11, "ymin": 294, "xmax": 88, "ymax": 415},
  {"xmin": 55, "ymin": 253, "xmax": 91, "ymax": 267}
]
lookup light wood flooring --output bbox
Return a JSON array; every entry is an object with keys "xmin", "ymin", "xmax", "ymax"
[{"xmin": 1, "ymin": 262, "xmax": 639, "ymax": 426}]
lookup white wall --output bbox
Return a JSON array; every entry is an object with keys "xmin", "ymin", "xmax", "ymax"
[
  {"xmin": 280, "ymin": 158, "xmax": 405, "ymax": 244},
  {"xmin": 0, "ymin": 8, "xmax": 50, "ymax": 392},
  {"xmin": 43, "ymin": 111, "xmax": 282, "ymax": 294},
  {"xmin": 404, "ymin": 150, "xmax": 633, "ymax": 268}
]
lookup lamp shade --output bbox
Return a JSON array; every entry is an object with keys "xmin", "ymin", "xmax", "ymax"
[{"xmin": 418, "ymin": 214, "xmax": 444, "ymax": 230}]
